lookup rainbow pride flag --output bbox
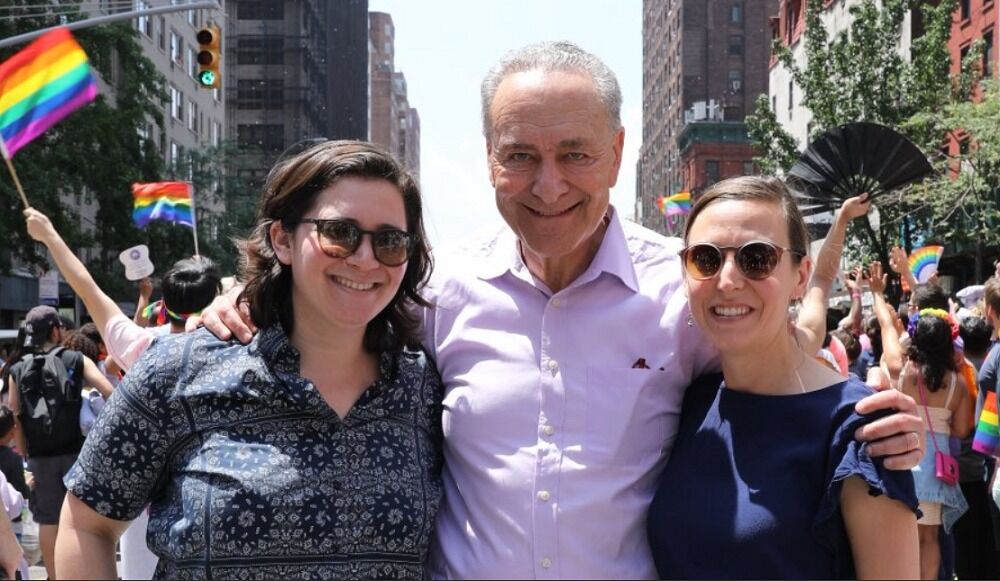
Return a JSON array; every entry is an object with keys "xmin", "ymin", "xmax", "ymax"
[
  {"xmin": 973, "ymin": 391, "xmax": 1000, "ymax": 457},
  {"xmin": 132, "ymin": 182, "xmax": 194, "ymax": 228},
  {"xmin": 0, "ymin": 28, "xmax": 98, "ymax": 158},
  {"xmin": 664, "ymin": 192, "xmax": 692, "ymax": 217},
  {"xmin": 909, "ymin": 245, "xmax": 944, "ymax": 284}
]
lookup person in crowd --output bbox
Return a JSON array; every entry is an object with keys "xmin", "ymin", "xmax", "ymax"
[
  {"xmin": 973, "ymin": 279, "xmax": 1000, "ymax": 569},
  {"xmin": 55, "ymin": 141, "xmax": 443, "ymax": 579},
  {"xmin": 0, "ymin": 325, "xmax": 25, "ymax": 404},
  {"xmin": 646, "ymin": 176, "xmax": 919, "ymax": 579},
  {"xmin": 24, "ymin": 211, "xmax": 222, "ymax": 373},
  {"xmin": 0, "ymin": 476, "xmax": 24, "ymax": 580},
  {"xmin": 871, "ymin": 268, "xmax": 973, "ymax": 580},
  {"xmin": 5, "ymin": 306, "xmax": 113, "ymax": 580},
  {"xmin": 833, "ymin": 329, "xmax": 862, "ymax": 379},
  {"xmin": 196, "ymin": 41, "xmax": 926, "ymax": 578},
  {"xmin": 953, "ymin": 315, "xmax": 1000, "ymax": 580},
  {"xmin": 0, "ymin": 408, "xmax": 27, "ymax": 503}
]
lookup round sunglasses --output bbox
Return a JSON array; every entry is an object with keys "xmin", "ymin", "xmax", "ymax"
[
  {"xmin": 289, "ymin": 218, "xmax": 416, "ymax": 267},
  {"xmin": 679, "ymin": 241, "xmax": 805, "ymax": 281}
]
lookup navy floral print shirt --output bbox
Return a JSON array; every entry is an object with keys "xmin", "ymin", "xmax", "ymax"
[{"xmin": 65, "ymin": 325, "xmax": 443, "ymax": 580}]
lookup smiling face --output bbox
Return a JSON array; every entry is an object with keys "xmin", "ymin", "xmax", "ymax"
[
  {"xmin": 487, "ymin": 69, "xmax": 624, "ymax": 272},
  {"xmin": 270, "ymin": 176, "xmax": 408, "ymax": 342},
  {"xmin": 684, "ymin": 199, "xmax": 811, "ymax": 356}
]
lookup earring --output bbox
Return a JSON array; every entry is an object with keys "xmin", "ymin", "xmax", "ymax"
[{"xmin": 687, "ymin": 313, "xmax": 694, "ymax": 327}]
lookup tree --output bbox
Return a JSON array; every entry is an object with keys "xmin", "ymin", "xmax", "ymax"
[
  {"xmin": 0, "ymin": 7, "xmax": 170, "ymax": 301},
  {"xmin": 183, "ymin": 141, "xmax": 262, "ymax": 276},
  {"xmin": 746, "ymin": 0, "xmax": 956, "ymax": 300},
  {"xmin": 909, "ymin": 78, "xmax": 1000, "ymax": 282}
]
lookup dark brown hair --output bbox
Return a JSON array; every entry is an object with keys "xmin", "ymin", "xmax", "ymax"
[
  {"xmin": 682, "ymin": 176, "xmax": 809, "ymax": 262},
  {"xmin": 237, "ymin": 140, "xmax": 432, "ymax": 354}
]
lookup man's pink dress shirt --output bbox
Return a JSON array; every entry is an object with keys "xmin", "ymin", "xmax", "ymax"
[{"xmin": 422, "ymin": 209, "xmax": 719, "ymax": 579}]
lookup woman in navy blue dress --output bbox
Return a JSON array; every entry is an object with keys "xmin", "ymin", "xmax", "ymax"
[{"xmin": 647, "ymin": 176, "xmax": 920, "ymax": 579}]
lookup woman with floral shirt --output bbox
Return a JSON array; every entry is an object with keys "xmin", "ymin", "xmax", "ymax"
[{"xmin": 55, "ymin": 141, "xmax": 443, "ymax": 580}]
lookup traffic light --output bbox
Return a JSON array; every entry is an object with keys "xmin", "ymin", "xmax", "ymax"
[{"xmin": 196, "ymin": 25, "xmax": 221, "ymax": 89}]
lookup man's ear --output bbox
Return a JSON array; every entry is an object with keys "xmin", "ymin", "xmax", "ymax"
[{"xmin": 270, "ymin": 221, "xmax": 294, "ymax": 266}]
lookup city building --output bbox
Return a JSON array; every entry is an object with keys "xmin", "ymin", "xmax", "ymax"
[
  {"xmin": 228, "ymin": 0, "xmax": 370, "ymax": 186},
  {"xmin": 638, "ymin": 0, "xmax": 777, "ymax": 234},
  {"xmin": 768, "ymin": 0, "xmax": 914, "ymax": 149},
  {"xmin": 368, "ymin": 11, "xmax": 420, "ymax": 179},
  {"xmin": 938, "ymin": 0, "xmax": 998, "ymax": 286},
  {"xmin": 945, "ymin": 0, "xmax": 997, "ymax": 154}
]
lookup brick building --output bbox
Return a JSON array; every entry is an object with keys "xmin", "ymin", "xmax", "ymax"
[
  {"xmin": 638, "ymin": 0, "xmax": 777, "ymax": 234},
  {"xmin": 945, "ymin": 0, "xmax": 997, "ymax": 159},
  {"xmin": 768, "ymin": 0, "xmax": 914, "ymax": 148}
]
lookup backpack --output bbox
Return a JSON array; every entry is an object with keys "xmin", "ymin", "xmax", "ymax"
[{"xmin": 15, "ymin": 347, "xmax": 84, "ymax": 457}]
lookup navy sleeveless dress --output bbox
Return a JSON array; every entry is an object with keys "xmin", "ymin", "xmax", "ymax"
[{"xmin": 647, "ymin": 373, "xmax": 919, "ymax": 579}]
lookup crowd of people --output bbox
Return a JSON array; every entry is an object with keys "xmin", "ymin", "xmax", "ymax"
[{"xmin": 2, "ymin": 39, "xmax": 997, "ymax": 580}]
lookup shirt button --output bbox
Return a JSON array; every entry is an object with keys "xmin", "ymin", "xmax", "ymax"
[
  {"xmin": 542, "ymin": 425, "xmax": 555, "ymax": 436},
  {"xmin": 537, "ymin": 490, "xmax": 551, "ymax": 502},
  {"xmin": 547, "ymin": 359, "xmax": 558, "ymax": 372},
  {"xmin": 541, "ymin": 557, "xmax": 552, "ymax": 569},
  {"xmin": 551, "ymin": 298, "xmax": 562, "ymax": 307}
]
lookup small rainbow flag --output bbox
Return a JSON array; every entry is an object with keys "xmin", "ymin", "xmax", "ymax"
[
  {"xmin": 664, "ymin": 192, "xmax": 692, "ymax": 217},
  {"xmin": 0, "ymin": 28, "xmax": 98, "ymax": 158},
  {"xmin": 132, "ymin": 181, "xmax": 194, "ymax": 229},
  {"xmin": 909, "ymin": 245, "xmax": 944, "ymax": 284},
  {"xmin": 973, "ymin": 391, "xmax": 1000, "ymax": 458}
]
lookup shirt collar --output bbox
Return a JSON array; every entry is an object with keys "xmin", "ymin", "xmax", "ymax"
[{"xmin": 475, "ymin": 206, "xmax": 640, "ymax": 294}]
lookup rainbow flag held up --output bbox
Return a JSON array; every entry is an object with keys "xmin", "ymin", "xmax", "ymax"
[
  {"xmin": 908, "ymin": 245, "xmax": 944, "ymax": 284},
  {"xmin": 0, "ymin": 28, "xmax": 98, "ymax": 158},
  {"xmin": 664, "ymin": 192, "xmax": 692, "ymax": 217},
  {"xmin": 973, "ymin": 391, "xmax": 1000, "ymax": 458},
  {"xmin": 132, "ymin": 182, "xmax": 194, "ymax": 229}
]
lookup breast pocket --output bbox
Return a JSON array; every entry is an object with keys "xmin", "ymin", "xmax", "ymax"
[{"xmin": 584, "ymin": 366, "xmax": 672, "ymax": 466}]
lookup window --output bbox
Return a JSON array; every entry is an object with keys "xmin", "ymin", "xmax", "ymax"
[
  {"xmin": 170, "ymin": 31, "xmax": 182, "ymax": 65},
  {"xmin": 731, "ymin": 3, "xmax": 743, "ymax": 24},
  {"xmin": 728, "ymin": 69, "xmax": 743, "ymax": 92},
  {"xmin": 788, "ymin": 80, "xmax": 794, "ymax": 116},
  {"xmin": 237, "ymin": 79, "xmax": 284, "ymax": 109},
  {"xmin": 170, "ymin": 141, "xmax": 180, "ymax": 165},
  {"xmin": 170, "ymin": 85, "xmax": 183, "ymax": 121},
  {"xmin": 239, "ymin": 1, "xmax": 284, "ymax": 20},
  {"xmin": 237, "ymin": 124, "xmax": 285, "ymax": 152},
  {"xmin": 706, "ymin": 161, "xmax": 720, "ymax": 185},
  {"xmin": 211, "ymin": 120, "xmax": 220, "ymax": 147},
  {"xmin": 985, "ymin": 30, "xmax": 995, "ymax": 78},
  {"xmin": 157, "ymin": 17, "xmax": 165, "ymax": 50},
  {"xmin": 786, "ymin": 0, "xmax": 801, "ymax": 43},
  {"xmin": 136, "ymin": 1, "xmax": 152, "ymax": 36},
  {"xmin": 728, "ymin": 35, "xmax": 743, "ymax": 56},
  {"xmin": 742, "ymin": 161, "xmax": 754, "ymax": 176},
  {"xmin": 188, "ymin": 46, "xmax": 197, "ymax": 78},
  {"xmin": 960, "ymin": 0, "xmax": 971, "ymax": 21},
  {"xmin": 188, "ymin": 100, "xmax": 198, "ymax": 131},
  {"xmin": 237, "ymin": 38, "xmax": 285, "ymax": 65}
]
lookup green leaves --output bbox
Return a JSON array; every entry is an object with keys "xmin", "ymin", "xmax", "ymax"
[{"xmin": 748, "ymin": 0, "xmax": 969, "ymax": 291}]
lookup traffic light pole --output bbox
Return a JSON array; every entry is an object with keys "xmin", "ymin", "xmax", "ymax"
[{"xmin": 0, "ymin": 1, "xmax": 221, "ymax": 50}]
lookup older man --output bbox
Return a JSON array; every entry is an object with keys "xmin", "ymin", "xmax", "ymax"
[{"xmin": 201, "ymin": 41, "xmax": 923, "ymax": 579}]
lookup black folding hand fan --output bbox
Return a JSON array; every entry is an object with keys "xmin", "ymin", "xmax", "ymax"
[{"xmin": 786, "ymin": 122, "xmax": 934, "ymax": 212}]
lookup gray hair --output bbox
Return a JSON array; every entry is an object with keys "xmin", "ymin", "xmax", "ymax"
[{"xmin": 480, "ymin": 41, "xmax": 622, "ymax": 139}]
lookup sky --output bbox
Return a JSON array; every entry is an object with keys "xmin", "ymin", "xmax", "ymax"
[{"xmin": 367, "ymin": 0, "xmax": 642, "ymax": 246}]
